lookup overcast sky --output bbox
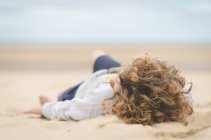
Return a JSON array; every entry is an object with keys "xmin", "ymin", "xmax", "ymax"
[{"xmin": 0, "ymin": 0, "xmax": 211, "ymax": 43}]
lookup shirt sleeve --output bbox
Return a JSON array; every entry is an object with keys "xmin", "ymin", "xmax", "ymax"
[
  {"xmin": 41, "ymin": 84, "xmax": 113, "ymax": 121},
  {"xmin": 41, "ymin": 97, "xmax": 98, "ymax": 121}
]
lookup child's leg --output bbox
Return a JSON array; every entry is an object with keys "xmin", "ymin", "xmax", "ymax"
[
  {"xmin": 92, "ymin": 50, "xmax": 121, "ymax": 72},
  {"xmin": 56, "ymin": 51, "xmax": 102, "ymax": 101},
  {"xmin": 58, "ymin": 50, "xmax": 120, "ymax": 101}
]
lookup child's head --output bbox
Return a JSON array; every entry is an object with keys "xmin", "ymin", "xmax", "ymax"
[{"xmin": 109, "ymin": 56, "xmax": 193, "ymax": 125}]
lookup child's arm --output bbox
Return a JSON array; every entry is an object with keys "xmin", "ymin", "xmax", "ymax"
[
  {"xmin": 24, "ymin": 72, "xmax": 114, "ymax": 121},
  {"xmin": 41, "ymin": 98, "xmax": 98, "ymax": 121},
  {"xmin": 41, "ymin": 84, "xmax": 113, "ymax": 121}
]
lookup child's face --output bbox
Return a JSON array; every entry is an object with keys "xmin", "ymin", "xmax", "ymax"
[{"xmin": 109, "ymin": 76, "xmax": 121, "ymax": 93}]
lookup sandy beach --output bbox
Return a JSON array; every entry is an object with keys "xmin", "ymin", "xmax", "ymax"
[{"xmin": 0, "ymin": 43, "xmax": 211, "ymax": 140}]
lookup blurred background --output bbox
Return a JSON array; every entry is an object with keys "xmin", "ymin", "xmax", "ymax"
[
  {"xmin": 0, "ymin": 0, "xmax": 211, "ymax": 70},
  {"xmin": 0, "ymin": 0, "xmax": 211, "ymax": 43}
]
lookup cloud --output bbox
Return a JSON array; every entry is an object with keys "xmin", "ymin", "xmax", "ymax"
[
  {"xmin": 187, "ymin": 1, "xmax": 211, "ymax": 13},
  {"xmin": 0, "ymin": 0, "xmax": 211, "ymax": 42}
]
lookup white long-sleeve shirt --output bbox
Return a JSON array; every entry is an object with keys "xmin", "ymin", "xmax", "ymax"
[{"xmin": 41, "ymin": 69, "xmax": 116, "ymax": 121}]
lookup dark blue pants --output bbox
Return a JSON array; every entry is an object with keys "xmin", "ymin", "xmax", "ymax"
[{"xmin": 58, "ymin": 55, "xmax": 121, "ymax": 101}]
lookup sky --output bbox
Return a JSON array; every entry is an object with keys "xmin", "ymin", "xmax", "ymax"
[{"xmin": 0, "ymin": 0, "xmax": 211, "ymax": 43}]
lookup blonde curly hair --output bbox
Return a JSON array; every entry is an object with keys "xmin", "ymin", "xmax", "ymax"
[{"xmin": 108, "ymin": 56, "xmax": 193, "ymax": 125}]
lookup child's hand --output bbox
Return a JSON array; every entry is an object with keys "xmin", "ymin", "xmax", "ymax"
[
  {"xmin": 23, "ymin": 96, "xmax": 51, "ymax": 118},
  {"xmin": 23, "ymin": 108, "xmax": 42, "ymax": 115}
]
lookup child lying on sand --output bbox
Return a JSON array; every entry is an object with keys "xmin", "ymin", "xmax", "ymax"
[{"xmin": 24, "ymin": 50, "xmax": 193, "ymax": 125}]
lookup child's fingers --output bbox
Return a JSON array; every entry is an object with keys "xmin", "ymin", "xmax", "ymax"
[{"xmin": 22, "ymin": 108, "xmax": 41, "ymax": 115}]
